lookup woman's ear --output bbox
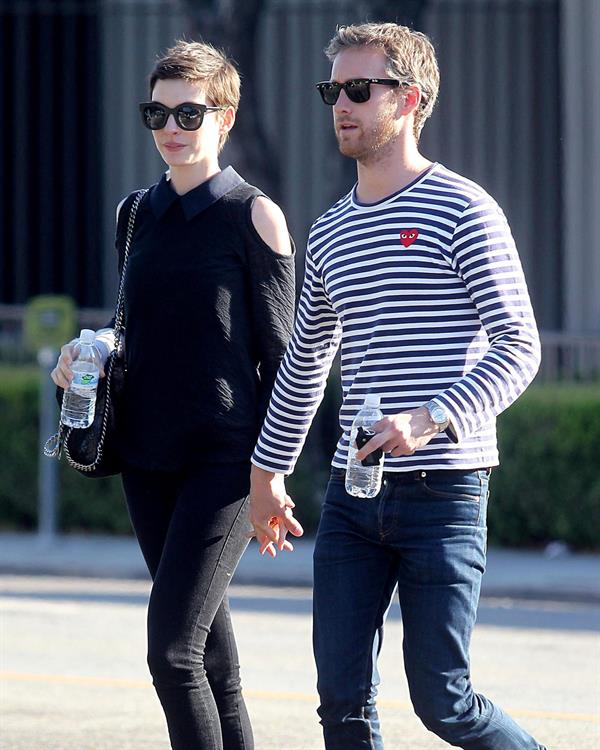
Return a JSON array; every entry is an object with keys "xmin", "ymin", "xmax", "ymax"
[{"xmin": 220, "ymin": 105, "xmax": 236, "ymax": 137}]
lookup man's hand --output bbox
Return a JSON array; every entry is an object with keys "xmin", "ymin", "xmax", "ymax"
[
  {"xmin": 249, "ymin": 466, "xmax": 304, "ymax": 557},
  {"xmin": 355, "ymin": 406, "xmax": 439, "ymax": 460}
]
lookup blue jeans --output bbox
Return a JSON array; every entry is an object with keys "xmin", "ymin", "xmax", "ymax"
[{"xmin": 313, "ymin": 468, "xmax": 546, "ymax": 750}]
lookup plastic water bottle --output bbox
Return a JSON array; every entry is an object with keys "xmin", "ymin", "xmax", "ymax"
[
  {"xmin": 345, "ymin": 394, "xmax": 385, "ymax": 498},
  {"xmin": 60, "ymin": 329, "xmax": 102, "ymax": 429}
]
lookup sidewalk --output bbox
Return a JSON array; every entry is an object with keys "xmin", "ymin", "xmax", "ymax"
[{"xmin": 1, "ymin": 532, "xmax": 599, "ymax": 603}]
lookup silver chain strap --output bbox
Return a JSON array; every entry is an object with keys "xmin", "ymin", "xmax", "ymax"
[{"xmin": 44, "ymin": 189, "xmax": 147, "ymax": 470}]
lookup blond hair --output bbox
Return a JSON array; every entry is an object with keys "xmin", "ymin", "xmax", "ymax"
[
  {"xmin": 150, "ymin": 40, "xmax": 240, "ymax": 151},
  {"xmin": 325, "ymin": 23, "xmax": 439, "ymax": 140}
]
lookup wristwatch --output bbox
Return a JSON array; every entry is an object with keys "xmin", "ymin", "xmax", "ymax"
[{"xmin": 425, "ymin": 401, "xmax": 450, "ymax": 432}]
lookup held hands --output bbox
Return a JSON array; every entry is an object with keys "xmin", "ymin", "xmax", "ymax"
[
  {"xmin": 249, "ymin": 466, "xmax": 304, "ymax": 558},
  {"xmin": 50, "ymin": 342, "xmax": 105, "ymax": 389},
  {"xmin": 355, "ymin": 406, "xmax": 439, "ymax": 461},
  {"xmin": 248, "ymin": 407, "xmax": 438, "ymax": 557}
]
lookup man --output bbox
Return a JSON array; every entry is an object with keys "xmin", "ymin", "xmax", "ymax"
[{"xmin": 249, "ymin": 22, "xmax": 546, "ymax": 750}]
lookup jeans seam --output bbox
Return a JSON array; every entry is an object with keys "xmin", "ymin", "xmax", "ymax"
[
  {"xmin": 224, "ymin": 605, "xmax": 252, "ymax": 750},
  {"xmin": 186, "ymin": 495, "xmax": 250, "ymax": 670},
  {"xmin": 477, "ymin": 470, "xmax": 490, "ymax": 527},
  {"xmin": 361, "ymin": 567, "xmax": 396, "ymax": 750},
  {"xmin": 470, "ymin": 698, "xmax": 532, "ymax": 745},
  {"xmin": 377, "ymin": 479, "xmax": 394, "ymax": 540}
]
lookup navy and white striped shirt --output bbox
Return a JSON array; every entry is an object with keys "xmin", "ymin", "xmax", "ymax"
[{"xmin": 252, "ymin": 163, "xmax": 541, "ymax": 474}]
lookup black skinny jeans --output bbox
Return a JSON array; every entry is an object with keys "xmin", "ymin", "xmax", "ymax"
[{"xmin": 121, "ymin": 461, "xmax": 254, "ymax": 750}]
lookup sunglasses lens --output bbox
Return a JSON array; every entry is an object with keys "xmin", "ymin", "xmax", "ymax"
[
  {"xmin": 319, "ymin": 83, "xmax": 340, "ymax": 105},
  {"xmin": 345, "ymin": 80, "xmax": 370, "ymax": 103},
  {"xmin": 141, "ymin": 105, "xmax": 167, "ymax": 130},
  {"xmin": 317, "ymin": 81, "xmax": 372, "ymax": 105},
  {"xmin": 176, "ymin": 105, "xmax": 204, "ymax": 130}
]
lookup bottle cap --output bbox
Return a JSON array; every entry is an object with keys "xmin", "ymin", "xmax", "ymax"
[
  {"xmin": 364, "ymin": 394, "xmax": 381, "ymax": 408},
  {"xmin": 79, "ymin": 329, "xmax": 96, "ymax": 344}
]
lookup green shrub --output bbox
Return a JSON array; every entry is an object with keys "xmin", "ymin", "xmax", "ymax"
[
  {"xmin": 0, "ymin": 368, "xmax": 40, "ymax": 529},
  {"xmin": 0, "ymin": 366, "xmax": 130, "ymax": 534},
  {"xmin": 490, "ymin": 384, "xmax": 600, "ymax": 550},
  {"xmin": 1, "ymin": 366, "xmax": 598, "ymax": 549},
  {"xmin": 0, "ymin": 366, "xmax": 329, "ymax": 536}
]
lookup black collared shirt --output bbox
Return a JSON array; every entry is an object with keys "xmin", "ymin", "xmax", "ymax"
[
  {"xmin": 149, "ymin": 165, "xmax": 246, "ymax": 221},
  {"xmin": 112, "ymin": 168, "xmax": 296, "ymax": 471}
]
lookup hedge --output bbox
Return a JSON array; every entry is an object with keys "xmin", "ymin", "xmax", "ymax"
[
  {"xmin": 0, "ymin": 366, "xmax": 598, "ymax": 549},
  {"xmin": 0, "ymin": 367, "xmax": 131, "ymax": 534},
  {"xmin": 490, "ymin": 384, "xmax": 600, "ymax": 550},
  {"xmin": 0, "ymin": 366, "xmax": 326, "ymax": 536}
]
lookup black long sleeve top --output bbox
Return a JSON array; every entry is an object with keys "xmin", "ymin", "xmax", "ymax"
[{"xmin": 111, "ymin": 167, "xmax": 296, "ymax": 471}]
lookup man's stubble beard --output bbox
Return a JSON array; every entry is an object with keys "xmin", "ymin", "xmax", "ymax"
[{"xmin": 336, "ymin": 104, "xmax": 399, "ymax": 166}]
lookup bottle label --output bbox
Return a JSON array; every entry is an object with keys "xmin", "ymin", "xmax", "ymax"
[{"xmin": 71, "ymin": 372, "xmax": 98, "ymax": 389}]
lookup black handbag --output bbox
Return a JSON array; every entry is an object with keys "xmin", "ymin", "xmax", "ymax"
[{"xmin": 44, "ymin": 189, "xmax": 147, "ymax": 477}]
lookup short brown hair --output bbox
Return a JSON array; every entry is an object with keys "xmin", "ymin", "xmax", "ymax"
[
  {"xmin": 149, "ymin": 40, "xmax": 241, "ymax": 151},
  {"xmin": 325, "ymin": 23, "xmax": 439, "ymax": 140}
]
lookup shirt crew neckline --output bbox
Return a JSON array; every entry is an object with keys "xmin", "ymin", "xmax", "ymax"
[{"xmin": 350, "ymin": 161, "xmax": 439, "ymax": 210}]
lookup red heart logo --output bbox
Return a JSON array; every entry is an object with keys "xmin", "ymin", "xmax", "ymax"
[{"xmin": 400, "ymin": 229, "xmax": 419, "ymax": 247}]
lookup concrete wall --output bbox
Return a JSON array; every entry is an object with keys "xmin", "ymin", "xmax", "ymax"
[
  {"xmin": 100, "ymin": 0, "xmax": 192, "ymax": 304},
  {"xmin": 4, "ymin": 0, "xmax": 587, "ymax": 336},
  {"xmin": 561, "ymin": 0, "xmax": 600, "ymax": 333}
]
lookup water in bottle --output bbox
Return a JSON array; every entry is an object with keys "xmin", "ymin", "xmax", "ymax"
[
  {"xmin": 345, "ymin": 394, "xmax": 385, "ymax": 498},
  {"xmin": 60, "ymin": 329, "xmax": 102, "ymax": 429}
]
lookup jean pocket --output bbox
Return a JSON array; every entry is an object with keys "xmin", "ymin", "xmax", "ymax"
[{"xmin": 421, "ymin": 470, "xmax": 484, "ymax": 503}]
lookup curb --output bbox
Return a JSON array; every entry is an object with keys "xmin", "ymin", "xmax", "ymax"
[{"xmin": 1, "ymin": 534, "xmax": 599, "ymax": 606}]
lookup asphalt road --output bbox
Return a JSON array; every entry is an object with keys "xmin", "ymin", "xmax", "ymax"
[{"xmin": 1, "ymin": 575, "xmax": 599, "ymax": 750}]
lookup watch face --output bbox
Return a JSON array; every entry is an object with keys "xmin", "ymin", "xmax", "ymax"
[{"xmin": 430, "ymin": 405, "xmax": 447, "ymax": 426}]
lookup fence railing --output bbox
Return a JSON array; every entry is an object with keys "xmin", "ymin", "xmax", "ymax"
[
  {"xmin": 1, "ymin": 304, "xmax": 598, "ymax": 382},
  {"xmin": 538, "ymin": 331, "xmax": 600, "ymax": 382}
]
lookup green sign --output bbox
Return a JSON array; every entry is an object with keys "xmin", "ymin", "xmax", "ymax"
[{"xmin": 24, "ymin": 295, "xmax": 76, "ymax": 351}]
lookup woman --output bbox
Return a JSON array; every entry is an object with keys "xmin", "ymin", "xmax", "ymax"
[{"xmin": 51, "ymin": 40, "xmax": 297, "ymax": 749}]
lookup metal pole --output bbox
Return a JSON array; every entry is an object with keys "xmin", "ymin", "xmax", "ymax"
[{"xmin": 38, "ymin": 346, "xmax": 59, "ymax": 545}]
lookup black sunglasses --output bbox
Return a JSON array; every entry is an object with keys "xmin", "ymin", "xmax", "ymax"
[
  {"xmin": 315, "ymin": 78, "xmax": 402, "ymax": 105},
  {"xmin": 139, "ymin": 101, "xmax": 224, "ymax": 131}
]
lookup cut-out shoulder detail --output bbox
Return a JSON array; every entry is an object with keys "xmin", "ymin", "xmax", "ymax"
[
  {"xmin": 116, "ymin": 197, "xmax": 127, "ymax": 224},
  {"xmin": 251, "ymin": 196, "xmax": 293, "ymax": 256}
]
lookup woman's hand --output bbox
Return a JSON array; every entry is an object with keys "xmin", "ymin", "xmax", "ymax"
[
  {"xmin": 249, "ymin": 466, "xmax": 304, "ymax": 557},
  {"xmin": 51, "ymin": 343, "xmax": 77, "ymax": 390},
  {"xmin": 51, "ymin": 341, "xmax": 105, "ymax": 389}
]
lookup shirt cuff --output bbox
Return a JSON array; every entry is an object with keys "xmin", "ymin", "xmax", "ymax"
[
  {"xmin": 93, "ymin": 328, "xmax": 116, "ymax": 364},
  {"xmin": 251, "ymin": 453, "xmax": 294, "ymax": 476}
]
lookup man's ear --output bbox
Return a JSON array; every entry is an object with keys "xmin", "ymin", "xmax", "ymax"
[{"xmin": 399, "ymin": 86, "xmax": 421, "ymax": 116}]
